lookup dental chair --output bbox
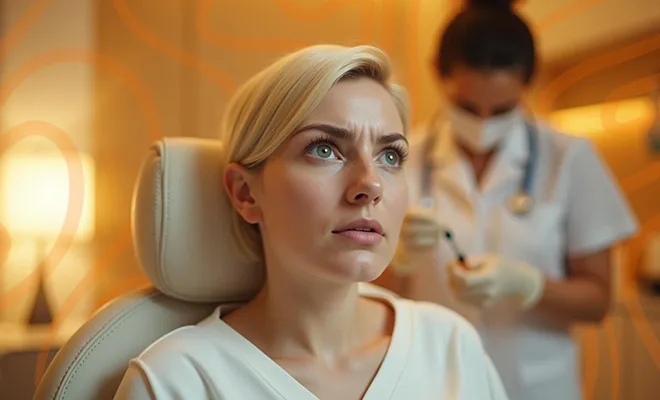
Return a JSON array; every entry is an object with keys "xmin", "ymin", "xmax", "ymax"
[{"xmin": 34, "ymin": 138, "xmax": 265, "ymax": 400}]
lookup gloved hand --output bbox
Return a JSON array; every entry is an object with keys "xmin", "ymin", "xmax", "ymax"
[
  {"xmin": 390, "ymin": 204, "xmax": 442, "ymax": 276},
  {"xmin": 448, "ymin": 254, "xmax": 546, "ymax": 310}
]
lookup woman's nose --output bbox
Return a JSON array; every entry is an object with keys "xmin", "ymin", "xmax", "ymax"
[{"xmin": 345, "ymin": 162, "xmax": 383, "ymax": 206}]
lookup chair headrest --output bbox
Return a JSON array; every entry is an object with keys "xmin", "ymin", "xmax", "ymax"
[{"xmin": 131, "ymin": 138, "xmax": 265, "ymax": 303}]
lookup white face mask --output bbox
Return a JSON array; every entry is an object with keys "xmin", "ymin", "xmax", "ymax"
[{"xmin": 446, "ymin": 105, "xmax": 523, "ymax": 153}]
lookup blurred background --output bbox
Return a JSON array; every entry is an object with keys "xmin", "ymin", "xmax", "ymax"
[{"xmin": 0, "ymin": 0, "xmax": 659, "ymax": 398}]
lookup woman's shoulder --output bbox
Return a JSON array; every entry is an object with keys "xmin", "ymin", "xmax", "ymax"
[
  {"xmin": 361, "ymin": 284, "xmax": 481, "ymax": 344},
  {"xmin": 404, "ymin": 298, "xmax": 482, "ymax": 345},
  {"xmin": 129, "ymin": 307, "xmax": 232, "ymax": 369},
  {"xmin": 367, "ymin": 286, "xmax": 508, "ymax": 396},
  {"xmin": 115, "ymin": 308, "xmax": 255, "ymax": 398}
]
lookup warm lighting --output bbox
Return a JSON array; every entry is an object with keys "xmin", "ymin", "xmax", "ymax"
[
  {"xmin": 547, "ymin": 97, "xmax": 655, "ymax": 137},
  {"xmin": 0, "ymin": 151, "xmax": 95, "ymax": 325},
  {"xmin": 0, "ymin": 152, "xmax": 95, "ymax": 242}
]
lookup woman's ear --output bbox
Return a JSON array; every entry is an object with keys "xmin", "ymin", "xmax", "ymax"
[{"xmin": 223, "ymin": 163, "xmax": 262, "ymax": 224}]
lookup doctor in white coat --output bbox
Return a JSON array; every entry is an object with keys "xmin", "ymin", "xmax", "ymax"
[{"xmin": 377, "ymin": 1, "xmax": 639, "ymax": 399}]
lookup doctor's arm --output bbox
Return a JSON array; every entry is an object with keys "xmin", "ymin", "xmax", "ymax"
[
  {"xmin": 531, "ymin": 248, "xmax": 612, "ymax": 324},
  {"xmin": 531, "ymin": 139, "xmax": 636, "ymax": 325},
  {"xmin": 450, "ymin": 140, "xmax": 637, "ymax": 325}
]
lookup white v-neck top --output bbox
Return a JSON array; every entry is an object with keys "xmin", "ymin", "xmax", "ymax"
[{"xmin": 114, "ymin": 284, "xmax": 508, "ymax": 400}]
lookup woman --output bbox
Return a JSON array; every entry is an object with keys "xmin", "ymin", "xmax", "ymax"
[
  {"xmin": 113, "ymin": 44, "xmax": 508, "ymax": 399},
  {"xmin": 377, "ymin": 1, "xmax": 638, "ymax": 400}
]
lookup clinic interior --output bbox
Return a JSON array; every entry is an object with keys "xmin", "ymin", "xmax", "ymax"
[{"xmin": 0, "ymin": 0, "xmax": 659, "ymax": 399}]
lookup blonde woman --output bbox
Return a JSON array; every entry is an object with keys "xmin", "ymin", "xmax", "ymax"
[{"xmin": 114, "ymin": 45, "xmax": 508, "ymax": 400}]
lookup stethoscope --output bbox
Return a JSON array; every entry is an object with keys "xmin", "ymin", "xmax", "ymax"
[{"xmin": 421, "ymin": 111, "xmax": 539, "ymax": 217}]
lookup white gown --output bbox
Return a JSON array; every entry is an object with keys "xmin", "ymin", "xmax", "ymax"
[{"xmin": 113, "ymin": 284, "xmax": 509, "ymax": 399}]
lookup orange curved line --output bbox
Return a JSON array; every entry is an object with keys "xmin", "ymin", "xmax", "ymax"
[
  {"xmin": 271, "ymin": 0, "xmax": 355, "ymax": 22},
  {"xmin": 581, "ymin": 327, "xmax": 600, "ymax": 400},
  {"xmin": 113, "ymin": 0, "xmax": 236, "ymax": 93},
  {"xmin": 535, "ymin": 0, "xmax": 607, "ymax": 32},
  {"xmin": 0, "ymin": 48, "xmax": 163, "ymax": 309},
  {"xmin": 32, "ymin": 227, "xmax": 133, "ymax": 386},
  {"xmin": 626, "ymin": 286, "xmax": 660, "ymax": 369},
  {"xmin": 601, "ymin": 73, "xmax": 660, "ymax": 194},
  {"xmin": 0, "ymin": 122, "xmax": 84, "ymax": 310},
  {"xmin": 620, "ymin": 161, "xmax": 660, "ymax": 194},
  {"xmin": 0, "ymin": 0, "xmax": 53, "ymax": 60},
  {"xmin": 621, "ymin": 213, "xmax": 660, "ymax": 370},
  {"xmin": 604, "ymin": 73, "xmax": 660, "ymax": 101},
  {"xmin": 195, "ymin": 0, "xmax": 309, "ymax": 52},
  {"xmin": 537, "ymin": 34, "xmax": 660, "ymax": 111},
  {"xmin": 605, "ymin": 318, "xmax": 620, "ymax": 400},
  {"xmin": 0, "ymin": 49, "xmax": 163, "ymax": 141}
]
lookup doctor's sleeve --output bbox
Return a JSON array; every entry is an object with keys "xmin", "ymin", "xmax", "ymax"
[{"xmin": 563, "ymin": 139, "xmax": 638, "ymax": 256}]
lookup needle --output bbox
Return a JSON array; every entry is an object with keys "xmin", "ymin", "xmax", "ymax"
[{"xmin": 443, "ymin": 230, "xmax": 470, "ymax": 270}]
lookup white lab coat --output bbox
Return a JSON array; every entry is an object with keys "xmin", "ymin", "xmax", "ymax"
[{"xmin": 403, "ymin": 116, "xmax": 639, "ymax": 400}]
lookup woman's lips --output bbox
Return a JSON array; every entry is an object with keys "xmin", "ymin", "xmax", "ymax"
[{"xmin": 332, "ymin": 229, "xmax": 383, "ymax": 246}]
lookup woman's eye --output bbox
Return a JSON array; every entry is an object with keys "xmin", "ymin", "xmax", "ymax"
[
  {"xmin": 308, "ymin": 143, "xmax": 337, "ymax": 160},
  {"xmin": 379, "ymin": 150, "xmax": 400, "ymax": 167}
]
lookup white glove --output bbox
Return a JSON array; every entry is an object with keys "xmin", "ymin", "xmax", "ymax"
[
  {"xmin": 390, "ymin": 203, "xmax": 442, "ymax": 276},
  {"xmin": 448, "ymin": 254, "xmax": 546, "ymax": 310}
]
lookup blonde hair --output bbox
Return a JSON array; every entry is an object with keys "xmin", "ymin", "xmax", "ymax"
[{"xmin": 220, "ymin": 44, "xmax": 410, "ymax": 263}]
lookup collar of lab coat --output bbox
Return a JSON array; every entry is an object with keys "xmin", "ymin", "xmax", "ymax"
[{"xmin": 427, "ymin": 116, "xmax": 529, "ymax": 197}]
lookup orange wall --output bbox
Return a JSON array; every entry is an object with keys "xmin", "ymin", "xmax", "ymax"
[
  {"xmin": 2, "ymin": 0, "xmax": 657, "ymax": 312},
  {"xmin": 90, "ymin": 0, "xmax": 461, "ymax": 306},
  {"xmin": 543, "ymin": 38, "xmax": 660, "ymax": 293}
]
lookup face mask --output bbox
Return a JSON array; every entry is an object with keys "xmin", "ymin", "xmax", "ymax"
[{"xmin": 446, "ymin": 105, "xmax": 523, "ymax": 153}]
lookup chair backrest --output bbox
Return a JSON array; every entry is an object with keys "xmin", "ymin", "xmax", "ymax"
[{"xmin": 34, "ymin": 138, "xmax": 265, "ymax": 400}]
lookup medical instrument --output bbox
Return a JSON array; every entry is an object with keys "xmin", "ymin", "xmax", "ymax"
[
  {"xmin": 507, "ymin": 119, "xmax": 538, "ymax": 216},
  {"xmin": 443, "ymin": 230, "xmax": 470, "ymax": 270},
  {"xmin": 423, "ymin": 111, "xmax": 538, "ymax": 216}
]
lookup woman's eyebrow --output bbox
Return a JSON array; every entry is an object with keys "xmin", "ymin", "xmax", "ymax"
[
  {"xmin": 378, "ymin": 132, "xmax": 407, "ymax": 146},
  {"xmin": 295, "ymin": 123, "xmax": 407, "ymax": 145},
  {"xmin": 296, "ymin": 123, "xmax": 352, "ymax": 139}
]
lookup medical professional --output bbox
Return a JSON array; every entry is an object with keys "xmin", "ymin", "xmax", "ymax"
[{"xmin": 378, "ymin": 1, "xmax": 639, "ymax": 399}]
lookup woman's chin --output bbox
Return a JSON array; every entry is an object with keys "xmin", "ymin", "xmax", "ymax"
[{"xmin": 321, "ymin": 254, "xmax": 388, "ymax": 283}]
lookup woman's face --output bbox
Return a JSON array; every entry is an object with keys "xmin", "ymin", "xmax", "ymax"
[
  {"xmin": 233, "ymin": 78, "xmax": 409, "ymax": 284},
  {"xmin": 442, "ymin": 65, "xmax": 527, "ymax": 118}
]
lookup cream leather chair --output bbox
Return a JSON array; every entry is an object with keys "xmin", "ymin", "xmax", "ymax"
[{"xmin": 34, "ymin": 138, "xmax": 265, "ymax": 400}]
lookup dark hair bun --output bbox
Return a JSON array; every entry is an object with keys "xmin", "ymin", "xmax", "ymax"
[{"xmin": 465, "ymin": 0, "xmax": 516, "ymax": 12}]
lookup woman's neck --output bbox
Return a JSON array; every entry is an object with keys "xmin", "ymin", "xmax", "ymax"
[
  {"xmin": 228, "ymin": 269, "xmax": 373, "ymax": 365},
  {"xmin": 265, "ymin": 275, "xmax": 363, "ymax": 356}
]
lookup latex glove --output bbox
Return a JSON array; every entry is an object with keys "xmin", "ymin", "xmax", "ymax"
[
  {"xmin": 390, "ymin": 203, "xmax": 442, "ymax": 276},
  {"xmin": 448, "ymin": 254, "xmax": 546, "ymax": 310}
]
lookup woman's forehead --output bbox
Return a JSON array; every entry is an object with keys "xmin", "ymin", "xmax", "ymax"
[{"xmin": 304, "ymin": 79, "xmax": 403, "ymax": 132}]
